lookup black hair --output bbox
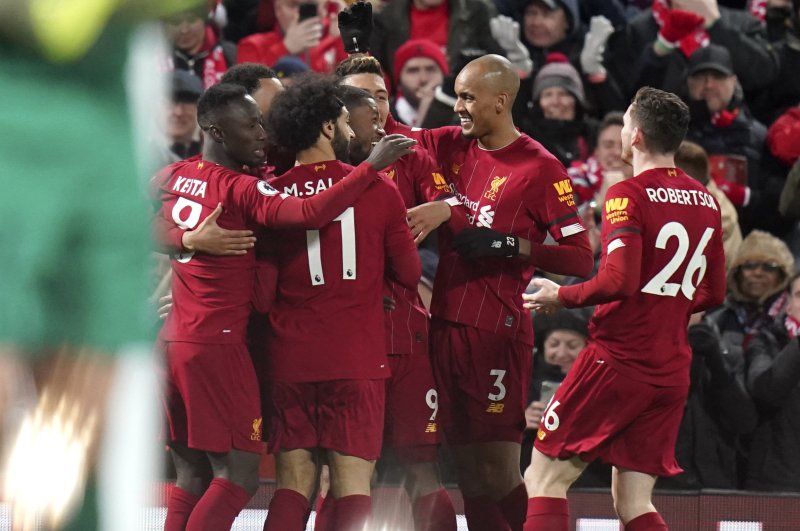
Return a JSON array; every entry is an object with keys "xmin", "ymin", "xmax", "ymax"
[
  {"xmin": 629, "ymin": 87, "xmax": 690, "ymax": 155},
  {"xmin": 220, "ymin": 63, "xmax": 278, "ymax": 95},
  {"xmin": 265, "ymin": 74, "xmax": 345, "ymax": 152},
  {"xmin": 197, "ymin": 83, "xmax": 249, "ymax": 130},
  {"xmin": 598, "ymin": 111, "xmax": 624, "ymax": 134},
  {"xmin": 337, "ymin": 85, "xmax": 374, "ymax": 112},
  {"xmin": 335, "ymin": 55, "xmax": 385, "ymax": 78}
]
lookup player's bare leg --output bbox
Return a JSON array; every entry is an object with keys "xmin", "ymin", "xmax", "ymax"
[
  {"xmin": 264, "ymin": 449, "xmax": 318, "ymax": 531},
  {"xmin": 402, "ymin": 460, "xmax": 456, "ymax": 531},
  {"xmin": 182, "ymin": 448, "xmax": 259, "ymax": 531},
  {"xmin": 611, "ymin": 467, "xmax": 666, "ymax": 530},
  {"xmin": 327, "ymin": 449, "xmax": 375, "ymax": 531},
  {"xmin": 522, "ymin": 448, "xmax": 587, "ymax": 531},
  {"xmin": 165, "ymin": 443, "xmax": 212, "ymax": 530},
  {"xmin": 450, "ymin": 441, "xmax": 526, "ymax": 530}
]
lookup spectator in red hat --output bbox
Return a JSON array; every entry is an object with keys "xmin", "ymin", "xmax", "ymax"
[{"xmin": 392, "ymin": 39, "xmax": 449, "ymax": 126}]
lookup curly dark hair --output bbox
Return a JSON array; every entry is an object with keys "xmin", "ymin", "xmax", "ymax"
[
  {"xmin": 197, "ymin": 83, "xmax": 248, "ymax": 130},
  {"xmin": 335, "ymin": 55, "xmax": 384, "ymax": 78},
  {"xmin": 220, "ymin": 63, "xmax": 277, "ymax": 95},
  {"xmin": 265, "ymin": 74, "xmax": 344, "ymax": 152},
  {"xmin": 629, "ymin": 87, "xmax": 689, "ymax": 155}
]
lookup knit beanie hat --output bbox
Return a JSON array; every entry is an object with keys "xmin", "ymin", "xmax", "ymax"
[
  {"xmin": 532, "ymin": 52, "xmax": 585, "ymax": 108},
  {"xmin": 533, "ymin": 306, "xmax": 593, "ymax": 341},
  {"xmin": 393, "ymin": 39, "xmax": 449, "ymax": 85}
]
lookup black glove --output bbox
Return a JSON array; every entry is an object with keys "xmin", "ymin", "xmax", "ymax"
[
  {"xmin": 338, "ymin": 1, "xmax": 373, "ymax": 54},
  {"xmin": 452, "ymin": 227, "xmax": 519, "ymax": 258}
]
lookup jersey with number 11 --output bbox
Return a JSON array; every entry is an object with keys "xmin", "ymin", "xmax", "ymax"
[
  {"xmin": 264, "ymin": 161, "xmax": 420, "ymax": 383},
  {"xmin": 588, "ymin": 167, "xmax": 725, "ymax": 386}
]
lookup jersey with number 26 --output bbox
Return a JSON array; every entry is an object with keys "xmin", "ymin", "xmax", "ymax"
[{"xmin": 588, "ymin": 168, "xmax": 725, "ymax": 386}]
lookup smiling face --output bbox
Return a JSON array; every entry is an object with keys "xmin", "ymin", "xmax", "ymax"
[
  {"xmin": 595, "ymin": 124, "xmax": 624, "ymax": 171},
  {"xmin": 453, "ymin": 65, "xmax": 500, "ymax": 139},
  {"xmin": 347, "ymin": 98, "xmax": 384, "ymax": 165},
  {"xmin": 543, "ymin": 329, "xmax": 586, "ymax": 374},
  {"xmin": 539, "ymin": 86, "xmax": 576, "ymax": 121},
  {"xmin": 342, "ymin": 73, "xmax": 391, "ymax": 128}
]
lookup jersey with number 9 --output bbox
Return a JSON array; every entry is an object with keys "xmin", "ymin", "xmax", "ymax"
[{"xmin": 586, "ymin": 167, "xmax": 726, "ymax": 386}]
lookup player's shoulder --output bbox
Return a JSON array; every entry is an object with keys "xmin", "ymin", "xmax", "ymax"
[{"xmin": 512, "ymin": 134, "xmax": 567, "ymax": 173}]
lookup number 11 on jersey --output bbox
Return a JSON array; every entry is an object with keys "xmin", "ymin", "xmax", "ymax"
[{"xmin": 306, "ymin": 207, "xmax": 357, "ymax": 286}]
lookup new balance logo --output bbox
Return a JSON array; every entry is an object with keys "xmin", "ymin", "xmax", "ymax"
[
  {"xmin": 476, "ymin": 205, "xmax": 495, "ymax": 228},
  {"xmin": 553, "ymin": 179, "xmax": 573, "ymax": 195},
  {"xmin": 486, "ymin": 403, "xmax": 505, "ymax": 413},
  {"xmin": 491, "ymin": 240, "xmax": 502, "ymax": 248}
]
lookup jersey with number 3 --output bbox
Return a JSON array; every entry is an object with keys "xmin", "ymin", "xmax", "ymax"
[
  {"xmin": 264, "ymin": 161, "xmax": 420, "ymax": 383},
  {"xmin": 585, "ymin": 168, "xmax": 725, "ymax": 386}
]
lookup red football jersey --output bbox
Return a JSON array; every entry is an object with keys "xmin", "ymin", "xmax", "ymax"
[
  {"xmin": 560, "ymin": 168, "xmax": 726, "ymax": 386},
  {"xmin": 382, "ymin": 148, "xmax": 451, "ymax": 355},
  {"xmin": 397, "ymin": 126, "xmax": 586, "ymax": 345},
  {"xmin": 157, "ymin": 158, "xmax": 379, "ymax": 344},
  {"xmin": 264, "ymin": 160, "xmax": 421, "ymax": 382}
]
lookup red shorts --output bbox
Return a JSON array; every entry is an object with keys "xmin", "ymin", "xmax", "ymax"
[
  {"xmin": 534, "ymin": 344, "xmax": 687, "ymax": 476},
  {"xmin": 429, "ymin": 318, "xmax": 532, "ymax": 445},
  {"xmin": 164, "ymin": 342, "xmax": 264, "ymax": 454},
  {"xmin": 267, "ymin": 379, "xmax": 385, "ymax": 460},
  {"xmin": 384, "ymin": 351, "xmax": 440, "ymax": 463}
]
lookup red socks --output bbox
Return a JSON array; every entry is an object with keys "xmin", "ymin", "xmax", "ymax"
[
  {"xmin": 314, "ymin": 495, "xmax": 335, "ymax": 531},
  {"xmin": 185, "ymin": 478, "xmax": 252, "ymax": 531},
  {"xmin": 523, "ymin": 496, "xmax": 569, "ymax": 531},
  {"xmin": 164, "ymin": 487, "xmax": 201, "ymax": 531},
  {"xmin": 463, "ymin": 495, "xmax": 510, "ymax": 531},
  {"xmin": 625, "ymin": 512, "xmax": 668, "ymax": 531},
  {"xmin": 498, "ymin": 483, "xmax": 528, "ymax": 531},
  {"xmin": 332, "ymin": 494, "xmax": 372, "ymax": 531},
  {"xmin": 264, "ymin": 488, "xmax": 309, "ymax": 531},
  {"xmin": 411, "ymin": 489, "xmax": 457, "ymax": 531}
]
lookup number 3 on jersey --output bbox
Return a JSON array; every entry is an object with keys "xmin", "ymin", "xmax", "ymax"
[
  {"xmin": 306, "ymin": 207, "xmax": 356, "ymax": 286},
  {"xmin": 641, "ymin": 221, "xmax": 714, "ymax": 300}
]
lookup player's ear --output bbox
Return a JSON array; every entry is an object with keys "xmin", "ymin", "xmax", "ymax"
[
  {"xmin": 496, "ymin": 93, "xmax": 507, "ymax": 113},
  {"xmin": 631, "ymin": 126, "xmax": 642, "ymax": 149},
  {"xmin": 321, "ymin": 120, "xmax": 335, "ymax": 141},
  {"xmin": 207, "ymin": 125, "xmax": 224, "ymax": 144}
]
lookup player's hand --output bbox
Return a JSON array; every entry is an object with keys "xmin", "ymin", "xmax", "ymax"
[
  {"xmin": 158, "ymin": 294, "xmax": 173, "ymax": 320},
  {"xmin": 525, "ymin": 400, "xmax": 546, "ymax": 430},
  {"xmin": 284, "ymin": 16, "xmax": 323, "ymax": 55},
  {"xmin": 338, "ymin": 0, "xmax": 373, "ymax": 54},
  {"xmin": 182, "ymin": 204, "xmax": 256, "ymax": 255},
  {"xmin": 452, "ymin": 227, "xmax": 519, "ymax": 258},
  {"xmin": 522, "ymin": 277, "xmax": 563, "ymax": 313},
  {"xmin": 366, "ymin": 134, "xmax": 417, "ymax": 170},
  {"xmin": 407, "ymin": 201, "xmax": 451, "ymax": 244},
  {"xmin": 383, "ymin": 296, "xmax": 396, "ymax": 311}
]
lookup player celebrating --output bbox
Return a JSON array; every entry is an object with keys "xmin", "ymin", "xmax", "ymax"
[
  {"xmin": 336, "ymin": 57, "xmax": 461, "ymax": 531},
  {"xmin": 384, "ymin": 54, "xmax": 594, "ymax": 531},
  {"xmin": 522, "ymin": 87, "xmax": 726, "ymax": 531},
  {"xmin": 259, "ymin": 76, "xmax": 421, "ymax": 531},
  {"xmin": 156, "ymin": 83, "xmax": 415, "ymax": 531}
]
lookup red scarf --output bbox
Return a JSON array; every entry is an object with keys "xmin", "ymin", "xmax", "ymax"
[
  {"xmin": 199, "ymin": 26, "xmax": 229, "ymax": 89},
  {"xmin": 652, "ymin": 0, "xmax": 710, "ymax": 57},
  {"xmin": 711, "ymin": 107, "xmax": 740, "ymax": 128},
  {"xmin": 786, "ymin": 314, "xmax": 800, "ymax": 338}
]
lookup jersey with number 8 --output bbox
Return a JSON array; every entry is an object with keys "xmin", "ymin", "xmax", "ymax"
[{"xmin": 568, "ymin": 168, "xmax": 726, "ymax": 387}]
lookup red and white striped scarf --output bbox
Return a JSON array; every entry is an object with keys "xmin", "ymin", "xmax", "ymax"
[{"xmin": 652, "ymin": 0, "xmax": 710, "ymax": 57}]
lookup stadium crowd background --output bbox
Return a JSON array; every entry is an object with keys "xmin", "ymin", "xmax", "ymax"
[{"xmin": 157, "ymin": 0, "xmax": 800, "ymax": 494}]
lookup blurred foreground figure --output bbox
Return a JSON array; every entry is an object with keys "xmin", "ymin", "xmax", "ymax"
[{"xmin": 0, "ymin": 0, "xmax": 195, "ymax": 529}]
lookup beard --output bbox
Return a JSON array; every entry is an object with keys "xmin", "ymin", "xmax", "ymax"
[{"xmin": 332, "ymin": 126, "xmax": 351, "ymax": 163}]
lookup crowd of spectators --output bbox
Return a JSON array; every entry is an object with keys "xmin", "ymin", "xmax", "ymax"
[{"xmin": 158, "ymin": 0, "xmax": 800, "ymax": 493}]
